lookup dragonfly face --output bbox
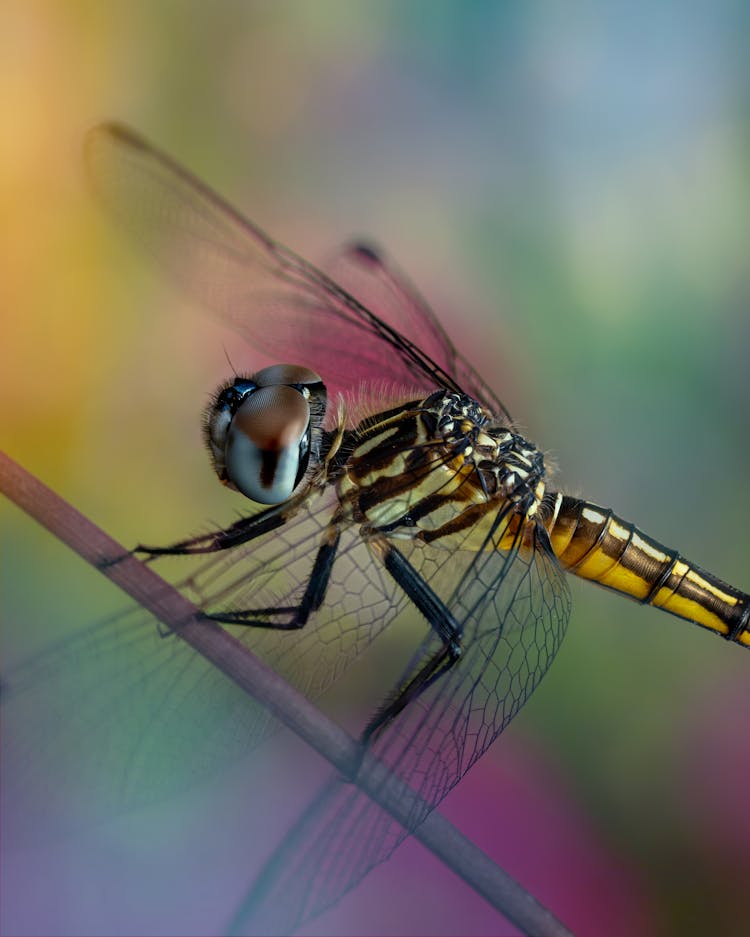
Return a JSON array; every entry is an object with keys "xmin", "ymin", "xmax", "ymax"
[
  {"xmin": 4, "ymin": 123, "xmax": 747, "ymax": 934},
  {"xmin": 204, "ymin": 363, "xmax": 326, "ymax": 504}
]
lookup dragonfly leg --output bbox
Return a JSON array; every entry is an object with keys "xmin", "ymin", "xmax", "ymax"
[
  {"xmin": 205, "ymin": 527, "xmax": 341, "ymax": 630},
  {"xmin": 361, "ymin": 538, "xmax": 462, "ymax": 743},
  {"xmin": 135, "ymin": 502, "xmax": 290, "ymax": 556},
  {"xmin": 361, "ymin": 642, "xmax": 458, "ymax": 745}
]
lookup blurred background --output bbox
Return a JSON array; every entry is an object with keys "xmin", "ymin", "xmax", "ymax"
[{"xmin": 2, "ymin": 2, "xmax": 749, "ymax": 935}]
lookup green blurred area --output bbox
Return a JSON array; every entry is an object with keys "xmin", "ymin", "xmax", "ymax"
[{"xmin": 2, "ymin": 3, "xmax": 749, "ymax": 935}]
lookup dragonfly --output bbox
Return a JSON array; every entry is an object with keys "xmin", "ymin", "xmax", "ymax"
[{"xmin": 4, "ymin": 124, "xmax": 749, "ymax": 933}]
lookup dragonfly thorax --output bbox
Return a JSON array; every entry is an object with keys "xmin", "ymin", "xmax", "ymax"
[
  {"xmin": 339, "ymin": 389, "xmax": 546, "ymax": 543},
  {"xmin": 429, "ymin": 391, "xmax": 546, "ymax": 516}
]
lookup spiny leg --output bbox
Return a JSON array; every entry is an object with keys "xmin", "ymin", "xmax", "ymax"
[
  {"xmin": 136, "ymin": 490, "xmax": 342, "ymax": 630},
  {"xmin": 136, "ymin": 501, "xmax": 292, "ymax": 556},
  {"xmin": 97, "ymin": 502, "xmax": 291, "ymax": 574},
  {"xmin": 205, "ymin": 526, "xmax": 341, "ymax": 630},
  {"xmin": 362, "ymin": 537, "xmax": 463, "ymax": 745}
]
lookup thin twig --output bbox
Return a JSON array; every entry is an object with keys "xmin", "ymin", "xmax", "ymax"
[{"xmin": 0, "ymin": 450, "xmax": 574, "ymax": 937}]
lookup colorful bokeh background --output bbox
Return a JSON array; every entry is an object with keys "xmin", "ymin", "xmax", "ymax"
[{"xmin": 2, "ymin": 3, "xmax": 750, "ymax": 935}]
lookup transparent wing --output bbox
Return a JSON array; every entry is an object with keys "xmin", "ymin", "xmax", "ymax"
[
  {"xmin": 2, "ymin": 483, "xmax": 413, "ymax": 840},
  {"xmin": 2, "ymin": 426, "xmax": 507, "ymax": 841},
  {"xmin": 322, "ymin": 241, "xmax": 512, "ymax": 421},
  {"xmin": 85, "ymin": 124, "xmax": 504, "ymax": 410},
  {"xmin": 234, "ymin": 517, "xmax": 571, "ymax": 934}
]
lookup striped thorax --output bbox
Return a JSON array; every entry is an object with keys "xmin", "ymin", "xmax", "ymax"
[{"xmin": 338, "ymin": 390, "xmax": 546, "ymax": 543}]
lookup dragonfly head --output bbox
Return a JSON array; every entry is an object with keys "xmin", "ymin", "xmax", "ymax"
[{"xmin": 204, "ymin": 364, "xmax": 327, "ymax": 504}]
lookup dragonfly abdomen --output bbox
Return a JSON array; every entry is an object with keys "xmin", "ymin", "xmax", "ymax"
[{"xmin": 544, "ymin": 493, "xmax": 750, "ymax": 647}]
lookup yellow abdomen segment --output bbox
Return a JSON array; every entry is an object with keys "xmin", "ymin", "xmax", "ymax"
[{"xmin": 544, "ymin": 493, "xmax": 750, "ymax": 647}]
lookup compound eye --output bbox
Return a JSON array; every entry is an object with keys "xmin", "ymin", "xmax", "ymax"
[
  {"xmin": 252, "ymin": 364, "xmax": 322, "ymax": 389},
  {"xmin": 225, "ymin": 384, "xmax": 311, "ymax": 504}
]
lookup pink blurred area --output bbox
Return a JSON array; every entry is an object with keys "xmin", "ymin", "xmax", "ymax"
[
  {"xmin": 671, "ymin": 675, "xmax": 750, "ymax": 935},
  {"xmin": 303, "ymin": 737, "xmax": 656, "ymax": 937},
  {"xmin": 1, "ymin": 727, "xmax": 655, "ymax": 936},
  {"xmin": 683, "ymin": 680, "xmax": 750, "ymax": 867}
]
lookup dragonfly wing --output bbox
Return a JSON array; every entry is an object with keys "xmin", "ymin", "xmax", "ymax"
[
  {"xmin": 233, "ymin": 516, "xmax": 571, "ymax": 933},
  {"xmin": 2, "ymin": 485, "xmax": 413, "ymax": 839},
  {"xmin": 86, "ymin": 124, "xmax": 471, "ymax": 400},
  {"xmin": 324, "ymin": 240, "xmax": 512, "ymax": 422}
]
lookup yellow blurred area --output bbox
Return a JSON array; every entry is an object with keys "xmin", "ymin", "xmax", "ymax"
[{"xmin": 0, "ymin": 8, "xmax": 137, "ymax": 477}]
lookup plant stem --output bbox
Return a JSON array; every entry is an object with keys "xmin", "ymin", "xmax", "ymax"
[{"xmin": 0, "ymin": 450, "xmax": 574, "ymax": 937}]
